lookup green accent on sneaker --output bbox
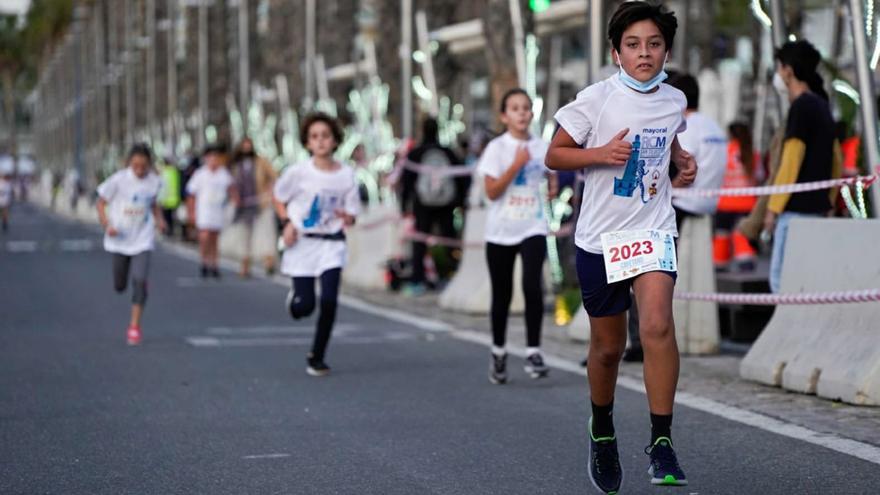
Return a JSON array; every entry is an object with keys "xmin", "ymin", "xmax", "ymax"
[
  {"xmin": 588, "ymin": 417, "xmax": 616, "ymax": 443},
  {"xmin": 663, "ymin": 475, "xmax": 677, "ymax": 484},
  {"xmin": 652, "ymin": 436, "xmax": 673, "ymax": 447}
]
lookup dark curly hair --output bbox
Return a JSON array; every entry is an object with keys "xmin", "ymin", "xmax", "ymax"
[
  {"xmin": 608, "ymin": 1, "xmax": 678, "ymax": 53},
  {"xmin": 300, "ymin": 112, "xmax": 344, "ymax": 153}
]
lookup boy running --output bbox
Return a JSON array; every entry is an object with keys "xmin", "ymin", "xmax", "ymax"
[{"xmin": 546, "ymin": 2, "xmax": 697, "ymax": 492}]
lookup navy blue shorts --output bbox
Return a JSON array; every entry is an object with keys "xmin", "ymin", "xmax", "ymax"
[{"xmin": 575, "ymin": 248, "xmax": 677, "ymax": 318}]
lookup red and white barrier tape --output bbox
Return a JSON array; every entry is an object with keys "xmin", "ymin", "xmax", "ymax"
[
  {"xmin": 672, "ymin": 174, "xmax": 877, "ymax": 198},
  {"xmin": 400, "ymin": 229, "xmax": 480, "ymax": 249},
  {"xmin": 399, "ymin": 221, "xmax": 574, "ymax": 249},
  {"xmin": 356, "ymin": 213, "xmax": 399, "ymax": 230},
  {"xmin": 675, "ymin": 288, "xmax": 880, "ymax": 305}
]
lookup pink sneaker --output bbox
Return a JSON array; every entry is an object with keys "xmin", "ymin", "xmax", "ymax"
[{"xmin": 126, "ymin": 326, "xmax": 142, "ymax": 346}]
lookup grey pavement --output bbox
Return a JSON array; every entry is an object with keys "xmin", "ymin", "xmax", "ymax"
[{"xmin": 2, "ymin": 203, "xmax": 880, "ymax": 494}]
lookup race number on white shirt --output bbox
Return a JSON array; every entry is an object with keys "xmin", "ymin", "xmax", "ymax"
[
  {"xmin": 554, "ymin": 74, "xmax": 688, "ymax": 254},
  {"xmin": 186, "ymin": 166, "xmax": 233, "ymax": 231},
  {"xmin": 671, "ymin": 111, "xmax": 728, "ymax": 215},
  {"xmin": 477, "ymin": 132, "xmax": 550, "ymax": 246},
  {"xmin": 600, "ymin": 229, "xmax": 677, "ymax": 283},
  {"xmin": 97, "ymin": 168, "xmax": 162, "ymax": 255},
  {"xmin": 273, "ymin": 159, "xmax": 361, "ymax": 277}
]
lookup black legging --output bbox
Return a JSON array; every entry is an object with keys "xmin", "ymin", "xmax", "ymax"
[
  {"xmin": 486, "ymin": 235, "xmax": 546, "ymax": 348},
  {"xmin": 288, "ymin": 268, "xmax": 341, "ymax": 361}
]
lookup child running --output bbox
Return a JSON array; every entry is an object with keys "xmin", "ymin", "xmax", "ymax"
[
  {"xmin": 186, "ymin": 143, "xmax": 236, "ymax": 278},
  {"xmin": 96, "ymin": 144, "xmax": 167, "ymax": 345},
  {"xmin": 546, "ymin": 2, "xmax": 697, "ymax": 492},
  {"xmin": 273, "ymin": 113, "xmax": 360, "ymax": 377},
  {"xmin": 478, "ymin": 88, "xmax": 552, "ymax": 385}
]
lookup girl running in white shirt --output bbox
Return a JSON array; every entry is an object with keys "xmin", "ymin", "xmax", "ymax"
[
  {"xmin": 96, "ymin": 144, "xmax": 166, "ymax": 345},
  {"xmin": 478, "ymin": 88, "xmax": 553, "ymax": 385},
  {"xmin": 273, "ymin": 113, "xmax": 360, "ymax": 377},
  {"xmin": 186, "ymin": 143, "xmax": 237, "ymax": 278}
]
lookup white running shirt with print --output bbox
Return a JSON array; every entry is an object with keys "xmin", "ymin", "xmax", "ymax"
[
  {"xmin": 273, "ymin": 159, "xmax": 361, "ymax": 277},
  {"xmin": 554, "ymin": 75, "xmax": 687, "ymax": 254}
]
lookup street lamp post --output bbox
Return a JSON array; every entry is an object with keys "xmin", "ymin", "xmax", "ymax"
[
  {"xmin": 848, "ymin": 0, "xmax": 880, "ymax": 214},
  {"xmin": 400, "ymin": 0, "xmax": 413, "ymax": 140}
]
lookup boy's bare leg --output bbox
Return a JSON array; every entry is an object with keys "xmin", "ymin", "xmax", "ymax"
[
  {"xmin": 632, "ymin": 272, "xmax": 678, "ymax": 415},
  {"xmin": 587, "ymin": 313, "xmax": 627, "ymax": 406}
]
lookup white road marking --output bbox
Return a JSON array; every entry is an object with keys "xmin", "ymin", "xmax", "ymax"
[
  {"xmin": 206, "ymin": 323, "xmax": 360, "ymax": 336},
  {"xmin": 6, "ymin": 240, "xmax": 37, "ymax": 252},
  {"xmin": 242, "ymin": 453, "xmax": 291, "ymax": 460},
  {"xmin": 59, "ymin": 239, "xmax": 94, "ymax": 251},
  {"xmin": 156, "ymin": 228, "xmax": 880, "ymax": 467},
  {"xmin": 186, "ymin": 330, "xmax": 415, "ymax": 347}
]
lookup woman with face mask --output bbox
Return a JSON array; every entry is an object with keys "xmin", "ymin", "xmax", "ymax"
[{"xmin": 764, "ymin": 40, "xmax": 843, "ymax": 293}]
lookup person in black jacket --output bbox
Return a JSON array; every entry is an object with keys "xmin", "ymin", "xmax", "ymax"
[{"xmin": 401, "ymin": 118, "xmax": 471, "ymax": 293}]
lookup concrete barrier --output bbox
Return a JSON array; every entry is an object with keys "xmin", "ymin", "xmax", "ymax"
[
  {"xmin": 566, "ymin": 215, "xmax": 720, "ymax": 355},
  {"xmin": 672, "ymin": 214, "xmax": 720, "ymax": 354},
  {"xmin": 219, "ymin": 207, "xmax": 278, "ymax": 262},
  {"xmin": 342, "ymin": 203, "xmax": 403, "ymax": 290},
  {"xmin": 438, "ymin": 207, "xmax": 526, "ymax": 314},
  {"xmin": 740, "ymin": 218, "xmax": 880, "ymax": 405}
]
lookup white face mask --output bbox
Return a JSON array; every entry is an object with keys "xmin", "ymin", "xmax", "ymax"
[
  {"xmin": 772, "ymin": 72, "xmax": 788, "ymax": 95},
  {"xmin": 615, "ymin": 53, "xmax": 669, "ymax": 93}
]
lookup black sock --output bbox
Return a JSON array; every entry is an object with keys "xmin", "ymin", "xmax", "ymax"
[
  {"xmin": 591, "ymin": 400, "xmax": 615, "ymax": 438},
  {"xmin": 650, "ymin": 413, "xmax": 673, "ymax": 444}
]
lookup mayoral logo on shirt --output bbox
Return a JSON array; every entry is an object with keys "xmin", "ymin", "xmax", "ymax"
[
  {"xmin": 613, "ymin": 129, "xmax": 668, "ymax": 204},
  {"xmin": 303, "ymin": 190, "xmax": 345, "ymax": 228}
]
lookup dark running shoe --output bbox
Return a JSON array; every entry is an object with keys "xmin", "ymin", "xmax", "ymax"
[
  {"xmin": 646, "ymin": 437, "xmax": 688, "ymax": 486},
  {"xmin": 306, "ymin": 357, "xmax": 331, "ymax": 377},
  {"xmin": 524, "ymin": 352, "xmax": 549, "ymax": 378},
  {"xmin": 588, "ymin": 418, "xmax": 622, "ymax": 494},
  {"xmin": 200, "ymin": 265, "xmax": 209, "ymax": 278},
  {"xmin": 489, "ymin": 352, "xmax": 507, "ymax": 385}
]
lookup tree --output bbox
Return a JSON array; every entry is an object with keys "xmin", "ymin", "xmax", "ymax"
[
  {"xmin": 482, "ymin": 0, "xmax": 533, "ymax": 126},
  {"xmin": 0, "ymin": 15, "xmax": 24, "ymax": 154}
]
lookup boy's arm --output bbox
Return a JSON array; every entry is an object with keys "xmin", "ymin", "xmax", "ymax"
[
  {"xmin": 670, "ymin": 136, "xmax": 698, "ymax": 188},
  {"xmin": 545, "ymin": 127, "xmax": 631, "ymax": 171}
]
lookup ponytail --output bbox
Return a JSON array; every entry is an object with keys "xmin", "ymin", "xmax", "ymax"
[{"xmin": 806, "ymin": 72, "xmax": 829, "ymax": 101}]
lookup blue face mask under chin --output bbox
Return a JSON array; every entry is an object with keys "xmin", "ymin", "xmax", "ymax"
[{"xmin": 617, "ymin": 54, "xmax": 669, "ymax": 92}]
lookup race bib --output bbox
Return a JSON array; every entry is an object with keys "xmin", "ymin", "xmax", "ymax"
[
  {"xmin": 500, "ymin": 186, "xmax": 541, "ymax": 221},
  {"xmin": 600, "ymin": 229, "xmax": 677, "ymax": 283},
  {"xmin": 117, "ymin": 202, "xmax": 148, "ymax": 230}
]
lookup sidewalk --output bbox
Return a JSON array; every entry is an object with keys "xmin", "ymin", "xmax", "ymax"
[{"xmin": 345, "ymin": 285, "xmax": 880, "ymax": 449}]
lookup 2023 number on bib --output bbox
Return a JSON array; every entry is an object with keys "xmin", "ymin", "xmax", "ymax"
[{"xmin": 600, "ymin": 229, "xmax": 677, "ymax": 283}]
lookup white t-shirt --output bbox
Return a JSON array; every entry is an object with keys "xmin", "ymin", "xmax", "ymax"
[
  {"xmin": 273, "ymin": 159, "xmax": 361, "ymax": 277},
  {"xmin": 671, "ymin": 111, "xmax": 728, "ymax": 215},
  {"xmin": 554, "ymin": 75, "xmax": 688, "ymax": 254},
  {"xmin": 477, "ymin": 132, "xmax": 550, "ymax": 245},
  {"xmin": 0, "ymin": 178, "xmax": 12, "ymax": 207},
  {"xmin": 186, "ymin": 166, "xmax": 233, "ymax": 230},
  {"xmin": 97, "ymin": 168, "xmax": 162, "ymax": 255}
]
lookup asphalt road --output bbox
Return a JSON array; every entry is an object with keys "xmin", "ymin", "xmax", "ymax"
[{"xmin": 2, "ymin": 203, "xmax": 879, "ymax": 494}]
